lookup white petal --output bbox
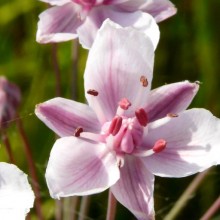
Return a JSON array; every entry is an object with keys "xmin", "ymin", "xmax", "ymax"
[
  {"xmin": 145, "ymin": 81, "xmax": 199, "ymax": 122},
  {"xmin": 84, "ymin": 19, "xmax": 154, "ymax": 123},
  {"xmin": 35, "ymin": 97, "xmax": 100, "ymax": 137},
  {"xmin": 37, "ymin": 3, "xmax": 84, "ymax": 43},
  {"xmin": 111, "ymin": 156, "xmax": 155, "ymax": 220},
  {"xmin": 46, "ymin": 137, "xmax": 120, "ymax": 198},
  {"xmin": 142, "ymin": 109, "xmax": 220, "ymax": 177},
  {"xmin": 0, "ymin": 163, "xmax": 35, "ymax": 218},
  {"xmin": 39, "ymin": 0, "xmax": 71, "ymax": 6},
  {"xmin": 77, "ymin": 7, "xmax": 159, "ymax": 49}
]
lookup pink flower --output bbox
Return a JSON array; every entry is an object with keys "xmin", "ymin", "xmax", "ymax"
[
  {"xmin": 0, "ymin": 76, "xmax": 21, "ymax": 129},
  {"xmin": 36, "ymin": 0, "xmax": 176, "ymax": 48},
  {"xmin": 35, "ymin": 21, "xmax": 220, "ymax": 219}
]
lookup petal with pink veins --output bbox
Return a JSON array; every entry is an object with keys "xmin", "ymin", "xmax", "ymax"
[
  {"xmin": 141, "ymin": 109, "xmax": 220, "ymax": 177},
  {"xmin": 111, "ymin": 156, "xmax": 155, "ymax": 220},
  {"xmin": 84, "ymin": 19, "xmax": 154, "ymax": 123},
  {"xmin": 117, "ymin": 0, "xmax": 177, "ymax": 22},
  {"xmin": 46, "ymin": 136, "xmax": 120, "ymax": 198},
  {"xmin": 77, "ymin": 7, "xmax": 159, "ymax": 49},
  {"xmin": 145, "ymin": 81, "xmax": 199, "ymax": 122},
  {"xmin": 35, "ymin": 97, "xmax": 100, "ymax": 137},
  {"xmin": 37, "ymin": 3, "xmax": 84, "ymax": 43}
]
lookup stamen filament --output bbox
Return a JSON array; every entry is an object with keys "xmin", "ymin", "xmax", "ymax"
[{"xmin": 80, "ymin": 132, "xmax": 105, "ymax": 142}]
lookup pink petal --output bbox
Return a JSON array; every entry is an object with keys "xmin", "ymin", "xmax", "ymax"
[
  {"xmin": 84, "ymin": 19, "xmax": 154, "ymax": 123},
  {"xmin": 46, "ymin": 137, "xmax": 120, "ymax": 198},
  {"xmin": 145, "ymin": 81, "xmax": 199, "ymax": 122},
  {"xmin": 36, "ymin": 3, "xmax": 84, "ymax": 43},
  {"xmin": 111, "ymin": 157, "xmax": 155, "ymax": 220},
  {"xmin": 35, "ymin": 97, "xmax": 100, "ymax": 137},
  {"xmin": 141, "ymin": 109, "xmax": 220, "ymax": 177},
  {"xmin": 77, "ymin": 7, "xmax": 159, "ymax": 49},
  {"xmin": 117, "ymin": 0, "xmax": 177, "ymax": 22}
]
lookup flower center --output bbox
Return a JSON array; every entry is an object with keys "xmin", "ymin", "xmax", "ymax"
[
  {"xmin": 102, "ymin": 98, "xmax": 146, "ymax": 155},
  {"xmin": 77, "ymin": 93, "xmax": 167, "ymax": 167}
]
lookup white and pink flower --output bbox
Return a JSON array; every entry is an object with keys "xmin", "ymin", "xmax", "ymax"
[
  {"xmin": 35, "ymin": 21, "xmax": 220, "ymax": 219},
  {"xmin": 36, "ymin": 0, "xmax": 176, "ymax": 48}
]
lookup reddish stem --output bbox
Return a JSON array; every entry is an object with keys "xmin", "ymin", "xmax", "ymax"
[
  {"xmin": 1, "ymin": 130, "xmax": 16, "ymax": 163},
  {"xmin": 200, "ymin": 196, "xmax": 220, "ymax": 220},
  {"xmin": 106, "ymin": 190, "xmax": 117, "ymax": 220},
  {"xmin": 16, "ymin": 116, "xmax": 44, "ymax": 220}
]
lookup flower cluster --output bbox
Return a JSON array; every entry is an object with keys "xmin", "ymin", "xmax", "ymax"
[
  {"xmin": 35, "ymin": 1, "xmax": 220, "ymax": 218},
  {"xmin": 1, "ymin": 0, "xmax": 219, "ymax": 219}
]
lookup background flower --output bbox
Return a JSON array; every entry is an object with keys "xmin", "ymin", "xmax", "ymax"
[
  {"xmin": 36, "ymin": 0, "xmax": 176, "ymax": 48},
  {"xmin": 0, "ymin": 162, "xmax": 35, "ymax": 219}
]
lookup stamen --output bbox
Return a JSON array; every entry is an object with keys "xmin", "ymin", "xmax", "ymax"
[
  {"xmin": 80, "ymin": 132, "xmax": 105, "ymax": 142},
  {"xmin": 108, "ymin": 116, "xmax": 123, "ymax": 136},
  {"xmin": 135, "ymin": 108, "xmax": 148, "ymax": 127},
  {"xmin": 133, "ymin": 139, "xmax": 166, "ymax": 157},
  {"xmin": 140, "ymin": 75, "xmax": 148, "ymax": 87},
  {"xmin": 118, "ymin": 98, "xmax": 131, "ymax": 110},
  {"xmin": 87, "ymin": 89, "xmax": 98, "ymax": 96},
  {"xmin": 74, "ymin": 127, "xmax": 83, "ymax": 137},
  {"xmin": 167, "ymin": 113, "xmax": 178, "ymax": 118},
  {"xmin": 153, "ymin": 139, "xmax": 167, "ymax": 153}
]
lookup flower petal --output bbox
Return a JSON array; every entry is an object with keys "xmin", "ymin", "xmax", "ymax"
[
  {"xmin": 35, "ymin": 97, "xmax": 100, "ymax": 137},
  {"xmin": 84, "ymin": 19, "xmax": 154, "ymax": 123},
  {"xmin": 39, "ymin": 0, "xmax": 71, "ymax": 6},
  {"xmin": 111, "ymin": 157, "xmax": 155, "ymax": 220},
  {"xmin": 0, "ymin": 163, "xmax": 35, "ymax": 217},
  {"xmin": 141, "ymin": 109, "xmax": 220, "ymax": 177},
  {"xmin": 46, "ymin": 137, "xmax": 120, "ymax": 198},
  {"xmin": 77, "ymin": 7, "xmax": 159, "ymax": 49},
  {"xmin": 117, "ymin": 0, "xmax": 177, "ymax": 22},
  {"xmin": 145, "ymin": 81, "xmax": 199, "ymax": 122},
  {"xmin": 36, "ymin": 3, "xmax": 84, "ymax": 43}
]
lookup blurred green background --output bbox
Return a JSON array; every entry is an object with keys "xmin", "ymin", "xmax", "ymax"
[{"xmin": 0, "ymin": 0, "xmax": 220, "ymax": 219}]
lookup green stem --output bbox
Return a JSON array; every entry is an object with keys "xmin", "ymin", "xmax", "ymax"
[{"xmin": 164, "ymin": 170, "xmax": 209, "ymax": 220}]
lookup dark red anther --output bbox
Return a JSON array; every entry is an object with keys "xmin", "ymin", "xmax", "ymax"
[
  {"xmin": 140, "ymin": 75, "xmax": 148, "ymax": 87},
  {"xmin": 87, "ymin": 89, "xmax": 98, "ymax": 96},
  {"xmin": 109, "ymin": 116, "xmax": 123, "ymax": 136},
  {"xmin": 153, "ymin": 139, "xmax": 166, "ymax": 153},
  {"xmin": 74, "ymin": 127, "xmax": 83, "ymax": 137},
  {"xmin": 118, "ymin": 98, "xmax": 131, "ymax": 110},
  {"xmin": 135, "ymin": 108, "xmax": 148, "ymax": 127}
]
